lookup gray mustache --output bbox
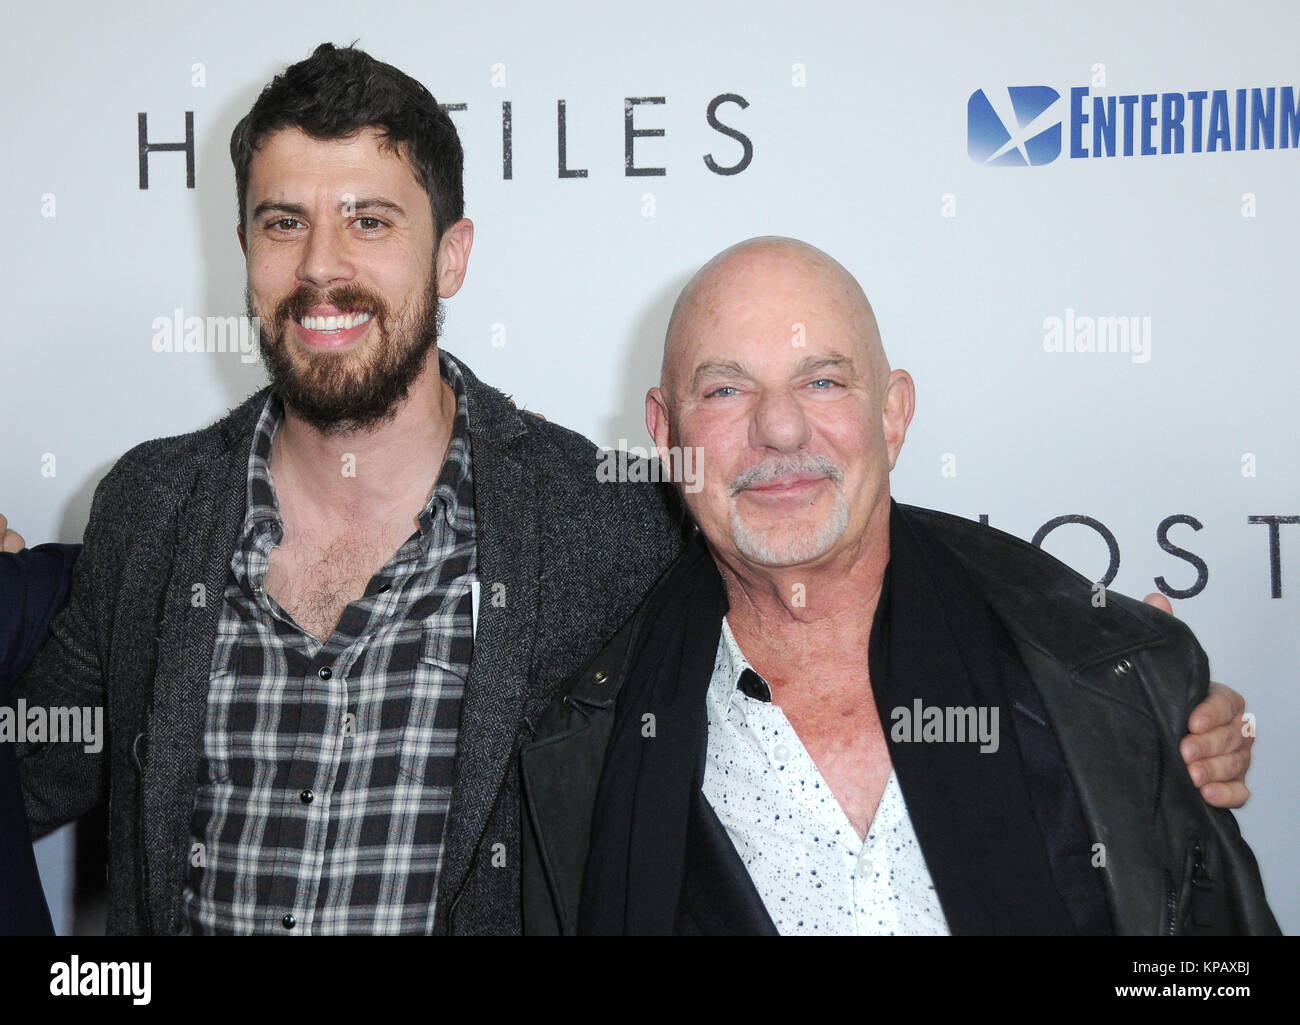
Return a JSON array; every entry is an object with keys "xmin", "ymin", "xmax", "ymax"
[{"xmin": 729, "ymin": 455, "xmax": 844, "ymax": 495}]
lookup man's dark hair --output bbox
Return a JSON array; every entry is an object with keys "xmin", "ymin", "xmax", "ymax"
[{"xmin": 229, "ymin": 42, "xmax": 464, "ymax": 239}]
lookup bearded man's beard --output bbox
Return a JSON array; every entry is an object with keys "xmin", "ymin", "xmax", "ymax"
[{"xmin": 250, "ymin": 271, "xmax": 444, "ymax": 436}]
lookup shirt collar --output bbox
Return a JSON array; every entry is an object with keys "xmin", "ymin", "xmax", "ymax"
[
  {"xmin": 242, "ymin": 394, "xmax": 282, "ymax": 542},
  {"xmin": 424, "ymin": 349, "xmax": 474, "ymax": 536},
  {"xmin": 240, "ymin": 348, "xmax": 474, "ymax": 543},
  {"xmin": 715, "ymin": 617, "xmax": 774, "ymax": 704}
]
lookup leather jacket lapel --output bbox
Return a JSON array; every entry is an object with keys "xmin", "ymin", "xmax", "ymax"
[
  {"xmin": 520, "ymin": 610, "xmax": 637, "ymax": 934},
  {"xmin": 1014, "ymin": 645, "xmax": 1168, "ymax": 933}
]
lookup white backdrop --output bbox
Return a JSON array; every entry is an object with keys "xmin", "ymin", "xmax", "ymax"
[{"xmin": 2, "ymin": 0, "xmax": 1295, "ymax": 933}]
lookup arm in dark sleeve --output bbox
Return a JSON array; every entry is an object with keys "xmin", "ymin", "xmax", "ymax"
[
  {"xmin": 0, "ymin": 543, "xmax": 81, "ymax": 697},
  {"xmin": 0, "ymin": 543, "xmax": 77, "ymax": 935},
  {"xmin": 13, "ymin": 493, "xmax": 112, "ymax": 839}
]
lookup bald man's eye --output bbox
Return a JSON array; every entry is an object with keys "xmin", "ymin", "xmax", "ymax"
[
  {"xmin": 809, "ymin": 378, "xmax": 841, "ymax": 389},
  {"xmin": 705, "ymin": 386, "xmax": 740, "ymax": 398}
]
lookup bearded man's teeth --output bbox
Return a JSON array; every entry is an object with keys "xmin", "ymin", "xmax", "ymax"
[{"xmin": 299, "ymin": 311, "xmax": 374, "ymax": 332}]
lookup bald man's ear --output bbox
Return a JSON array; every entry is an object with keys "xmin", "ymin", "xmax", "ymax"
[
  {"xmin": 646, "ymin": 387, "xmax": 673, "ymax": 459},
  {"xmin": 881, "ymin": 369, "xmax": 915, "ymax": 470}
]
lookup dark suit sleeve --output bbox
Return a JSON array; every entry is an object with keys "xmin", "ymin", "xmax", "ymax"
[
  {"xmin": 0, "ymin": 543, "xmax": 81, "ymax": 696},
  {"xmin": 0, "ymin": 544, "xmax": 75, "ymax": 935},
  {"xmin": 13, "ymin": 493, "xmax": 113, "ymax": 839},
  {"xmin": 0, "ymin": 735, "xmax": 56, "ymax": 934}
]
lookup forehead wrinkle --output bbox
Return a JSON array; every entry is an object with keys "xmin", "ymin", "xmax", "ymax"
[
  {"xmin": 663, "ymin": 237, "xmax": 889, "ymax": 402},
  {"xmin": 249, "ymin": 128, "xmax": 428, "ymax": 221}
]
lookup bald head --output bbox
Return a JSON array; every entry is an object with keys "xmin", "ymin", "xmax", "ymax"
[
  {"xmin": 645, "ymin": 236, "xmax": 915, "ymax": 574},
  {"xmin": 662, "ymin": 236, "xmax": 888, "ymax": 404}
]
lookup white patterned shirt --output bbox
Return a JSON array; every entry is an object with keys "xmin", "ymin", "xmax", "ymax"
[{"xmin": 701, "ymin": 617, "xmax": 950, "ymax": 935}]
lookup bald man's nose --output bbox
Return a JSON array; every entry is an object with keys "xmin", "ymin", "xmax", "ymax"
[{"xmin": 748, "ymin": 387, "xmax": 811, "ymax": 453}]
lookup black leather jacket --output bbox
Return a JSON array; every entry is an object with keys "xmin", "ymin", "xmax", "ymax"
[{"xmin": 521, "ymin": 505, "xmax": 1280, "ymax": 935}]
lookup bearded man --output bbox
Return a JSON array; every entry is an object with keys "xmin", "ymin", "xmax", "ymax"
[{"xmin": 11, "ymin": 43, "xmax": 683, "ymax": 935}]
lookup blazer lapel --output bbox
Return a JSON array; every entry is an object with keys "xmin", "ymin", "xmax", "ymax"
[
  {"xmin": 435, "ymin": 357, "xmax": 539, "ymax": 922},
  {"xmin": 142, "ymin": 407, "xmax": 254, "ymax": 933}
]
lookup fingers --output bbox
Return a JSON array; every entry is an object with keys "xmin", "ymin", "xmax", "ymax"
[
  {"xmin": 0, "ymin": 512, "xmax": 25, "ymax": 553},
  {"xmin": 1197, "ymin": 780, "xmax": 1251, "ymax": 809},
  {"xmin": 1182, "ymin": 707, "xmax": 1254, "ymax": 810},
  {"xmin": 1181, "ymin": 719, "xmax": 1253, "ymax": 765},
  {"xmin": 1187, "ymin": 749, "xmax": 1252, "ymax": 789},
  {"xmin": 1143, "ymin": 591, "xmax": 1174, "ymax": 615},
  {"xmin": 1188, "ymin": 680, "xmax": 1246, "ymax": 734}
]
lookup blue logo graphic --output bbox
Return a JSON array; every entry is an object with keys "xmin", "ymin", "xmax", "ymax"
[{"xmin": 968, "ymin": 87, "xmax": 1063, "ymax": 166}]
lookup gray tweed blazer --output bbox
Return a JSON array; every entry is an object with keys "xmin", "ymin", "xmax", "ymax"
[{"xmin": 14, "ymin": 350, "xmax": 685, "ymax": 934}]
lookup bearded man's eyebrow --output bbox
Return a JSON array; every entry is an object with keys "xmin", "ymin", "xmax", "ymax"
[
  {"xmin": 251, "ymin": 200, "xmax": 309, "ymax": 220},
  {"xmin": 249, "ymin": 197, "xmax": 407, "ymax": 220},
  {"xmin": 348, "ymin": 197, "xmax": 407, "ymax": 217}
]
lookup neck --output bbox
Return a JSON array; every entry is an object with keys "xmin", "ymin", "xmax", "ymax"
[
  {"xmin": 717, "ymin": 496, "xmax": 892, "ymax": 646},
  {"xmin": 270, "ymin": 348, "xmax": 457, "ymax": 526}
]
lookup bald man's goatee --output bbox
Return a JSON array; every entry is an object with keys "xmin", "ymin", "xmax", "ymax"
[{"xmin": 729, "ymin": 496, "xmax": 851, "ymax": 567}]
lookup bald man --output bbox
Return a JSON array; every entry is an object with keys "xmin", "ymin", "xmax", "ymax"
[{"xmin": 519, "ymin": 237, "xmax": 1278, "ymax": 936}]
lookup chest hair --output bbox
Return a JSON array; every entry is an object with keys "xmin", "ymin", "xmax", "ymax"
[{"xmin": 266, "ymin": 528, "xmax": 394, "ymax": 643}]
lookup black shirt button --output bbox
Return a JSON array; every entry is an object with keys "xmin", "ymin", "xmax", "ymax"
[
  {"xmin": 300, "ymin": 789, "xmax": 314, "ymax": 804},
  {"xmin": 739, "ymin": 669, "xmax": 772, "ymax": 702},
  {"xmin": 282, "ymin": 914, "xmax": 296, "ymax": 930},
  {"xmin": 318, "ymin": 666, "xmax": 332, "ymax": 680}
]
